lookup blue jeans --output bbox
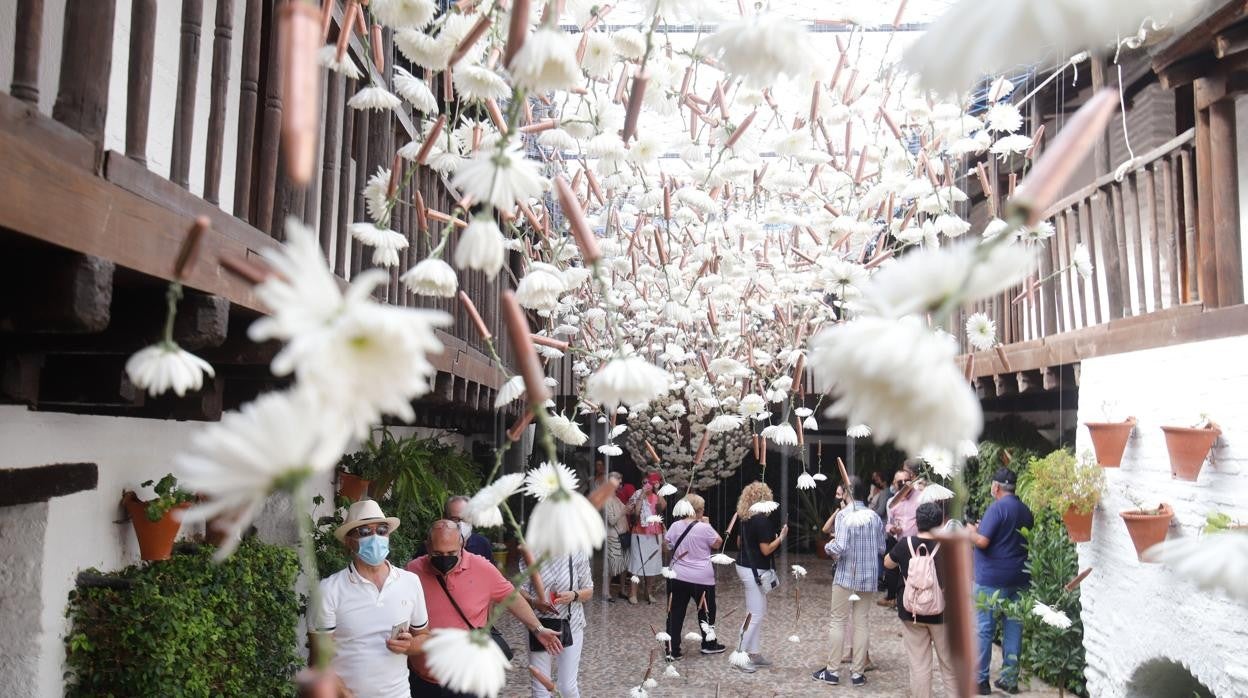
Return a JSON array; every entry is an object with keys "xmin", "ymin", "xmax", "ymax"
[{"xmin": 975, "ymin": 583, "xmax": 1023, "ymax": 685}]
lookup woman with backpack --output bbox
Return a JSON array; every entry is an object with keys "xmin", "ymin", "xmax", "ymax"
[
  {"xmin": 663, "ymin": 494, "xmax": 727, "ymax": 660},
  {"xmin": 884, "ymin": 502, "xmax": 959, "ymax": 698}
]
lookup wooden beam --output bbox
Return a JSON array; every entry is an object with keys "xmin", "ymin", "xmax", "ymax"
[
  {"xmin": 0, "ymin": 249, "xmax": 113, "ymax": 333},
  {"xmin": 1194, "ymin": 85, "xmax": 1221, "ymax": 305},
  {"xmin": 0, "ymin": 463, "xmax": 98, "ymax": 506},
  {"xmin": 1153, "ymin": 1, "xmax": 1248, "ymax": 74},
  {"xmin": 1208, "ymin": 96, "xmax": 1245, "ymax": 306},
  {"xmin": 1016, "ymin": 370, "xmax": 1044, "ymax": 394}
]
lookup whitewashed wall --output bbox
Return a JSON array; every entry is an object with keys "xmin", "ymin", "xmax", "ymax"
[
  {"xmin": 0, "ymin": 0, "xmax": 247, "ymax": 214},
  {"xmin": 1074, "ymin": 336, "xmax": 1248, "ymax": 698}
]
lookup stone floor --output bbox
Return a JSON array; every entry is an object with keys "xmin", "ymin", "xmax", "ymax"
[{"xmin": 495, "ymin": 554, "xmax": 1054, "ymax": 697}]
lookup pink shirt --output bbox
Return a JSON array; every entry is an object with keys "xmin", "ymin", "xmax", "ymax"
[
  {"xmin": 407, "ymin": 552, "xmax": 513, "ymax": 682},
  {"xmin": 887, "ymin": 486, "xmax": 923, "ymax": 538},
  {"xmin": 664, "ymin": 520, "xmax": 720, "ymax": 586}
]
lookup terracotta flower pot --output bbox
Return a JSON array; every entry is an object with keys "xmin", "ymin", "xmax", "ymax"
[
  {"xmin": 124, "ymin": 492, "xmax": 190, "ymax": 561},
  {"xmin": 1084, "ymin": 418, "xmax": 1136, "ymax": 467},
  {"xmin": 337, "ymin": 472, "xmax": 370, "ymax": 502},
  {"xmin": 1120, "ymin": 503, "xmax": 1173, "ymax": 561},
  {"xmin": 1160, "ymin": 424, "xmax": 1220, "ymax": 481},
  {"xmin": 1062, "ymin": 506, "xmax": 1094, "ymax": 543}
]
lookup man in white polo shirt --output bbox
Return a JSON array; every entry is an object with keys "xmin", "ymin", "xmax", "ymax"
[{"xmin": 317, "ymin": 500, "xmax": 429, "ymax": 698}]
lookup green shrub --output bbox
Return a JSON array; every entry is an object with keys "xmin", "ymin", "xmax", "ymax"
[
  {"xmin": 1020, "ymin": 450, "xmax": 1105, "ymax": 516},
  {"xmin": 65, "ymin": 540, "xmax": 301, "ymax": 698}
]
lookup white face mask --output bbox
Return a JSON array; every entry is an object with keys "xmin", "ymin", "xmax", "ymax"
[{"xmin": 457, "ymin": 521, "xmax": 473, "ymax": 540}]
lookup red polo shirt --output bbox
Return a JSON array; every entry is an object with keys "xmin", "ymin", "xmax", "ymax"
[{"xmin": 406, "ymin": 552, "xmax": 514, "ymax": 681}]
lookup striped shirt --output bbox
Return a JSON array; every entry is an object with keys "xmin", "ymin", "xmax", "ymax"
[
  {"xmin": 824, "ymin": 501, "xmax": 886, "ymax": 592},
  {"xmin": 520, "ymin": 553, "xmax": 594, "ymax": 635}
]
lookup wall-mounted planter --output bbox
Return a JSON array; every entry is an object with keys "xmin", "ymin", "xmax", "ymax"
[
  {"xmin": 1062, "ymin": 506, "xmax": 1094, "ymax": 543},
  {"xmin": 337, "ymin": 472, "xmax": 370, "ymax": 502},
  {"xmin": 1160, "ymin": 423, "xmax": 1220, "ymax": 481},
  {"xmin": 1084, "ymin": 418, "xmax": 1137, "ymax": 467},
  {"xmin": 123, "ymin": 492, "xmax": 190, "ymax": 561},
  {"xmin": 1120, "ymin": 503, "xmax": 1173, "ymax": 561}
]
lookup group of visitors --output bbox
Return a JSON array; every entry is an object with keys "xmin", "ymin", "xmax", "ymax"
[{"xmin": 313, "ymin": 459, "xmax": 1036, "ymax": 698}]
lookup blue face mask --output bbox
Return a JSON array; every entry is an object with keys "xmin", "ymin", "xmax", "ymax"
[{"xmin": 356, "ymin": 534, "xmax": 390, "ymax": 566}]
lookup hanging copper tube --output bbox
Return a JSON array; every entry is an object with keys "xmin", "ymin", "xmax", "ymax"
[
  {"xmin": 319, "ymin": 0, "xmax": 334, "ymax": 42},
  {"xmin": 1012, "ymin": 90, "xmax": 1118, "ymax": 224},
  {"xmin": 414, "ymin": 190, "xmax": 428, "ymax": 233},
  {"xmin": 530, "ymin": 334, "xmax": 569, "ymax": 351},
  {"xmin": 370, "ymin": 23, "xmax": 384, "ymax": 71},
  {"xmin": 413, "ymin": 115, "xmax": 446, "ymax": 165},
  {"xmin": 994, "ymin": 345, "xmax": 1014, "ymax": 373},
  {"xmin": 963, "ymin": 353, "xmax": 976, "ymax": 382},
  {"xmin": 519, "ymin": 545, "xmax": 548, "ymax": 606},
  {"xmin": 588, "ymin": 479, "xmax": 621, "ymax": 509},
  {"xmin": 220, "ymin": 254, "xmax": 275, "ymax": 285},
  {"xmin": 458, "ymin": 291, "xmax": 492, "ymax": 340},
  {"xmin": 503, "ymin": 0, "xmax": 531, "ymax": 67},
  {"xmin": 520, "ymin": 118, "xmax": 558, "ymax": 134},
  {"xmin": 485, "ymin": 98, "xmax": 509, "ymax": 134},
  {"xmin": 280, "ymin": 1, "xmax": 322, "ymax": 187},
  {"xmin": 694, "ymin": 429, "xmax": 711, "ymax": 464},
  {"xmin": 507, "ymin": 408, "xmax": 536, "ymax": 441},
  {"xmin": 386, "ymin": 153, "xmax": 402, "ymax": 198},
  {"xmin": 174, "ymin": 216, "xmax": 210, "ymax": 280},
  {"xmin": 621, "ymin": 73, "xmax": 648, "ymax": 143},
  {"xmin": 723, "ymin": 110, "xmax": 757, "ymax": 150},
  {"xmin": 554, "ymin": 176, "xmax": 602, "ymax": 264},
  {"xmin": 644, "ymin": 440, "xmax": 661, "ymax": 464},
  {"xmin": 336, "ymin": 1, "xmax": 359, "ymax": 62},
  {"xmin": 935, "ymin": 532, "xmax": 978, "ymax": 698},
  {"xmin": 752, "ymin": 434, "xmax": 760, "ymax": 461},
  {"xmin": 447, "ymin": 14, "xmax": 493, "ymax": 67}
]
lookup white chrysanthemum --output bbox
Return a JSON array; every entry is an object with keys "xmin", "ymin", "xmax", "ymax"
[
  {"xmin": 370, "ymin": 0, "xmax": 437, "ymax": 29},
  {"xmin": 842, "ymin": 507, "xmax": 879, "ymax": 528},
  {"xmin": 177, "ymin": 389, "xmax": 352, "ymax": 558},
  {"xmin": 1032, "ymin": 601, "xmax": 1073, "ymax": 630},
  {"xmin": 395, "ymin": 27, "xmax": 452, "ymax": 70},
  {"xmin": 524, "ymin": 461, "xmax": 580, "ymax": 501},
  {"xmin": 511, "ymin": 27, "xmax": 580, "ymax": 92},
  {"xmin": 630, "ymin": 686, "xmax": 649, "ymax": 698},
  {"xmin": 350, "ymin": 222, "xmax": 409, "ymax": 267},
  {"xmin": 548, "ymin": 413, "xmax": 589, "ymax": 446},
  {"xmin": 848, "ymin": 593, "xmax": 862, "ymax": 602},
  {"xmin": 654, "ymin": 630, "xmax": 673, "ymax": 643},
  {"xmin": 803, "ymin": 415, "xmax": 819, "ymax": 430},
  {"xmin": 579, "ymin": 31, "xmax": 615, "ymax": 78},
  {"xmin": 452, "ymin": 143, "xmax": 546, "ymax": 211},
  {"xmin": 423, "ymin": 628, "xmax": 510, "ymax": 698},
  {"xmin": 1145, "ymin": 531, "xmax": 1248, "ymax": 602},
  {"xmin": 809, "ymin": 316, "xmax": 982, "ymax": 457},
  {"xmin": 453, "ymin": 217, "xmax": 506, "ymax": 279},
  {"xmin": 797, "ymin": 472, "xmax": 817, "ymax": 490},
  {"xmin": 494, "ymin": 375, "xmax": 525, "ymax": 408},
  {"xmin": 348, "ymin": 85, "xmax": 401, "ymax": 111},
  {"xmin": 855, "ymin": 241, "xmax": 1035, "ymax": 318},
  {"xmin": 762, "ymin": 423, "xmax": 798, "ymax": 446},
  {"xmin": 452, "ymin": 64, "xmax": 510, "ymax": 102},
  {"xmin": 318, "ymin": 45, "xmax": 361, "ymax": 78},
  {"xmin": 729, "ymin": 651, "xmax": 752, "ymax": 669},
  {"xmin": 749, "ymin": 500, "xmax": 779, "ymax": 515},
  {"xmin": 672, "ymin": 499, "xmax": 695, "ymax": 518},
  {"xmin": 707, "ymin": 414, "xmax": 745, "ymax": 433},
  {"xmin": 612, "ymin": 28, "xmax": 647, "ymax": 59},
  {"xmin": 125, "ymin": 343, "xmax": 215, "ymax": 398},
  {"xmin": 698, "ymin": 14, "xmax": 815, "ymax": 88},
  {"xmin": 585, "ymin": 356, "xmax": 674, "ymax": 409},
  {"xmin": 465, "ymin": 473, "xmax": 525, "ymax": 528},
  {"xmin": 609, "ymin": 423, "xmax": 628, "ymax": 440},
  {"xmin": 663, "ymin": 663, "xmax": 680, "ymax": 678},
  {"xmin": 710, "ymin": 553, "xmax": 736, "ymax": 565},
  {"xmin": 392, "ymin": 66, "xmax": 439, "ymax": 113},
  {"xmin": 812, "ymin": 473, "xmax": 828, "ymax": 481},
  {"xmin": 992, "ymin": 134, "xmax": 1033, "ymax": 158},
  {"xmin": 738, "ymin": 394, "xmax": 767, "ymax": 416},
  {"xmin": 1073, "ymin": 243, "xmax": 1094, "ymax": 280},
  {"xmin": 516, "ymin": 262, "xmax": 567, "ymax": 311},
  {"xmin": 791, "ymin": 564, "xmax": 807, "ymax": 578},
  {"xmin": 846, "ymin": 423, "xmax": 872, "ymax": 438},
  {"xmin": 643, "ymin": 514, "xmax": 664, "ymax": 525},
  {"xmin": 684, "ymin": 632, "xmax": 703, "ymax": 642},
  {"xmin": 658, "ymin": 483, "xmax": 679, "ymax": 496},
  {"xmin": 598, "ymin": 443, "xmax": 623, "ymax": 456},
  {"xmin": 538, "ymin": 127, "xmax": 577, "ymax": 151},
  {"xmin": 788, "ymin": 635, "xmax": 801, "ymax": 643},
  {"xmin": 401, "ymin": 257, "xmax": 458, "ymax": 297},
  {"xmin": 985, "ymin": 103, "xmax": 1023, "ymax": 133},
  {"xmin": 363, "ymin": 167, "xmax": 390, "ymax": 223},
  {"xmin": 526, "ymin": 490, "xmax": 606, "ymax": 557},
  {"xmin": 965, "ymin": 312, "xmax": 997, "ymax": 351},
  {"xmin": 919, "ymin": 483, "xmax": 956, "ymax": 504},
  {"xmin": 660, "ymin": 566, "xmax": 677, "ymax": 579}
]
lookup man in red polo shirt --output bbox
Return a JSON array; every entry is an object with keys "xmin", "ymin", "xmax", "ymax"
[{"xmin": 407, "ymin": 519, "xmax": 562, "ymax": 697}]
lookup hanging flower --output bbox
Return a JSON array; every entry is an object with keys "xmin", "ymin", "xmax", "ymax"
[
  {"xmin": 761, "ymin": 423, "xmax": 798, "ymax": 446},
  {"xmin": 657, "ymin": 483, "xmax": 678, "ymax": 496},
  {"xmin": 1073, "ymin": 243, "xmax": 1094, "ymax": 280},
  {"xmin": 451, "ymin": 143, "xmax": 547, "ymax": 211},
  {"xmin": 796, "ymin": 472, "xmax": 817, "ymax": 490},
  {"xmin": 510, "ymin": 27, "xmax": 581, "ymax": 93},
  {"xmin": 660, "ymin": 566, "xmax": 678, "ymax": 579},
  {"xmin": 707, "ymin": 414, "xmax": 745, "ymax": 433},
  {"xmin": 846, "ymin": 424, "xmax": 872, "ymax": 439},
  {"xmin": 548, "ymin": 413, "xmax": 589, "ymax": 446},
  {"xmin": 965, "ymin": 312, "xmax": 997, "ymax": 351},
  {"xmin": 585, "ymin": 356, "xmax": 674, "ymax": 409},
  {"xmin": 423, "ymin": 628, "xmax": 510, "ymax": 698},
  {"xmin": 465, "ymin": 473, "xmax": 525, "ymax": 528},
  {"xmin": 525, "ymin": 490, "xmax": 606, "ymax": 557},
  {"xmin": 515, "ymin": 262, "xmax": 568, "ymax": 311},
  {"xmin": 919, "ymin": 483, "xmax": 956, "ymax": 503},
  {"xmin": 370, "ymin": 0, "xmax": 437, "ymax": 29},
  {"xmin": 453, "ymin": 217, "xmax": 506, "ymax": 279},
  {"xmin": 748, "ymin": 500, "xmax": 779, "ymax": 515},
  {"xmin": 524, "ymin": 462, "xmax": 581, "ymax": 501},
  {"xmin": 710, "ymin": 553, "xmax": 736, "ymax": 565},
  {"xmin": 791, "ymin": 564, "xmax": 807, "ymax": 579},
  {"xmin": 348, "ymin": 85, "xmax": 402, "ymax": 111},
  {"xmin": 672, "ymin": 499, "xmax": 695, "ymax": 518},
  {"xmin": 788, "ymin": 635, "xmax": 801, "ymax": 643},
  {"xmin": 125, "ymin": 343, "xmax": 215, "ymax": 398},
  {"xmin": 698, "ymin": 14, "xmax": 815, "ymax": 88},
  {"xmin": 451, "ymin": 64, "xmax": 511, "ymax": 102},
  {"xmin": 393, "ymin": 66, "xmax": 439, "ymax": 113},
  {"xmin": 350, "ymin": 222, "xmax": 409, "ymax": 267},
  {"xmin": 401, "ymin": 257, "xmax": 458, "ymax": 297},
  {"xmin": 728, "ymin": 651, "xmax": 752, "ymax": 669},
  {"xmin": 1032, "ymin": 601, "xmax": 1073, "ymax": 630},
  {"xmin": 854, "ymin": 241, "xmax": 1035, "ymax": 320}
]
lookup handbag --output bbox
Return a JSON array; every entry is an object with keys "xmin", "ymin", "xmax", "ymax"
[
  {"xmin": 619, "ymin": 531, "xmax": 632, "ymax": 552},
  {"xmin": 433, "ymin": 573, "xmax": 514, "ymax": 661},
  {"xmin": 528, "ymin": 558, "xmax": 576, "ymax": 652},
  {"xmin": 740, "ymin": 519, "xmax": 780, "ymax": 594}
]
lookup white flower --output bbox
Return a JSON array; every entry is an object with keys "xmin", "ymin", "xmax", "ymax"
[
  {"xmin": 585, "ymin": 356, "xmax": 674, "ymax": 409},
  {"xmin": 657, "ymin": 483, "xmax": 679, "ymax": 496},
  {"xmin": 370, "ymin": 0, "xmax": 437, "ymax": 29},
  {"xmin": 992, "ymin": 134, "xmax": 1033, "ymax": 158},
  {"xmin": 350, "ymin": 222, "xmax": 408, "ymax": 267},
  {"xmin": 919, "ymin": 483, "xmax": 956, "ymax": 504},
  {"xmin": 698, "ymin": 14, "xmax": 815, "ymax": 88},
  {"xmin": 451, "ymin": 143, "xmax": 546, "ymax": 211},
  {"xmin": 855, "ymin": 241, "xmax": 1035, "ymax": 319},
  {"xmin": 710, "ymin": 553, "xmax": 736, "ymax": 565},
  {"xmin": 748, "ymin": 500, "xmax": 779, "ymax": 515},
  {"xmin": 738, "ymin": 394, "xmax": 767, "ymax": 416},
  {"xmin": 451, "ymin": 64, "xmax": 510, "ymax": 102},
  {"xmin": 495, "ymin": 375, "xmax": 525, "ymax": 408},
  {"xmin": 401, "ymin": 257, "xmax": 458, "ymax": 297},
  {"xmin": 598, "ymin": 443, "xmax": 623, "ymax": 456},
  {"xmin": 809, "ymin": 316, "xmax": 982, "ymax": 458},
  {"xmin": 1073, "ymin": 243, "xmax": 1094, "ymax": 280},
  {"xmin": 654, "ymin": 631, "xmax": 672, "ymax": 643},
  {"xmin": 631, "ymin": 686, "xmax": 649, "ymax": 698},
  {"xmin": 788, "ymin": 635, "xmax": 801, "ymax": 643},
  {"xmin": 395, "ymin": 27, "xmax": 452, "ymax": 70},
  {"xmin": 812, "ymin": 473, "xmax": 828, "ymax": 481},
  {"xmin": 525, "ymin": 490, "xmax": 606, "ymax": 558},
  {"xmin": 762, "ymin": 423, "xmax": 798, "ymax": 446},
  {"xmin": 318, "ymin": 45, "xmax": 361, "ymax": 78},
  {"xmin": 684, "ymin": 632, "xmax": 703, "ymax": 642},
  {"xmin": 729, "ymin": 651, "xmax": 752, "ymax": 669},
  {"xmin": 707, "ymin": 414, "xmax": 745, "ymax": 433},
  {"xmin": 643, "ymin": 514, "xmax": 664, "ymax": 525},
  {"xmin": 465, "ymin": 473, "xmax": 524, "ymax": 528},
  {"xmin": 965, "ymin": 312, "xmax": 997, "ymax": 351},
  {"xmin": 453, "ymin": 217, "xmax": 506, "ymax": 279},
  {"xmin": 348, "ymin": 85, "xmax": 401, "ymax": 111},
  {"xmin": 1032, "ymin": 601, "xmax": 1073, "ymax": 630},
  {"xmin": 631, "ymin": 575, "xmax": 641, "ymax": 584},
  {"xmin": 177, "ymin": 389, "xmax": 352, "ymax": 558},
  {"xmin": 612, "ymin": 29, "xmax": 647, "ymax": 59},
  {"xmin": 524, "ymin": 462, "xmax": 580, "ymax": 501},
  {"xmin": 985, "ymin": 103, "xmax": 1023, "ymax": 133},
  {"xmin": 125, "ymin": 342, "xmax": 215, "ymax": 397},
  {"xmin": 672, "ymin": 499, "xmax": 695, "ymax": 518},
  {"xmin": 846, "ymin": 424, "xmax": 872, "ymax": 439},
  {"xmin": 797, "ymin": 472, "xmax": 817, "ymax": 490},
  {"xmin": 516, "ymin": 262, "xmax": 567, "ymax": 311},
  {"xmin": 580, "ymin": 32, "xmax": 615, "ymax": 78},
  {"xmin": 663, "ymin": 664, "xmax": 680, "ymax": 678},
  {"xmin": 510, "ymin": 27, "xmax": 580, "ymax": 92},
  {"xmin": 1145, "ymin": 531, "xmax": 1248, "ymax": 602},
  {"xmin": 660, "ymin": 567, "xmax": 677, "ymax": 579},
  {"xmin": 791, "ymin": 564, "xmax": 807, "ymax": 578},
  {"xmin": 848, "ymin": 593, "xmax": 862, "ymax": 602},
  {"xmin": 393, "ymin": 66, "xmax": 438, "ymax": 113},
  {"xmin": 548, "ymin": 414, "xmax": 589, "ymax": 446},
  {"xmin": 423, "ymin": 628, "xmax": 510, "ymax": 698}
]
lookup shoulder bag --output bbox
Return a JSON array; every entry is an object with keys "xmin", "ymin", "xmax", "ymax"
[
  {"xmin": 528, "ymin": 557, "xmax": 576, "ymax": 652},
  {"xmin": 432, "ymin": 573, "xmax": 514, "ymax": 660},
  {"xmin": 740, "ymin": 519, "xmax": 780, "ymax": 594}
]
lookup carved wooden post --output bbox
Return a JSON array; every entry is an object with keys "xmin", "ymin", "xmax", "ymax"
[
  {"xmin": 257, "ymin": 0, "xmax": 285, "ymax": 235},
  {"xmin": 124, "ymin": 0, "xmax": 158, "ymax": 165},
  {"xmin": 170, "ymin": 0, "xmax": 205, "ymax": 189},
  {"xmin": 1208, "ymin": 96, "xmax": 1244, "ymax": 307},
  {"xmin": 52, "ymin": 0, "xmax": 118, "ymax": 144},
  {"xmin": 334, "ymin": 78, "xmax": 357, "ymax": 275},
  {"xmin": 233, "ymin": 0, "xmax": 262, "ymax": 219},
  {"xmin": 11, "ymin": 0, "xmax": 44, "ymax": 104},
  {"xmin": 318, "ymin": 72, "xmax": 344, "ymax": 258},
  {"xmin": 203, "ymin": 0, "xmax": 236, "ymax": 203}
]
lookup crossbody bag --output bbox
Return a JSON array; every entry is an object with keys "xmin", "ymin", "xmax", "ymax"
[
  {"xmin": 740, "ymin": 520, "xmax": 779, "ymax": 593},
  {"xmin": 528, "ymin": 557, "xmax": 576, "ymax": 652},
  {"xmin": 432, "ymin": 573, "xmax": 514, "ymax": 660}
]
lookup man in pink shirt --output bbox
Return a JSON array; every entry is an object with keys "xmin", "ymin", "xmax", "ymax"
[
  {"xmin": 882, "ymin": 459, "xmax": 924, "ymax": 609},
  {"xmin": 407, "ymin": 520, "xmax": 562, "ymax": 697}
]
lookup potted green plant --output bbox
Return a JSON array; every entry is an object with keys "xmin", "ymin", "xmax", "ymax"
[
  {"xmin": 1120, "ymin": 494, "xmax": 1173, "ymax": 561},
  {"xmin": 1159, "ymin": 415, "xmax": 1221, "ymax": 481},
  {"xmin": 123, "ymin": 474, "xmax": 196, "ymax": 561},
  {"xmin": 336, "ymin": 450, "xmax": 378, "ymax": 503},
  {"xmin": 1020, "ymin": 450, "xmax": 1106, "ymax": 543}
]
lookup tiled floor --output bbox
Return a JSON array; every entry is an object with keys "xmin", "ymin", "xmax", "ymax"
[{"xmin": 494, "ymin": 554, "xmax": 1054, "ymax": 697}]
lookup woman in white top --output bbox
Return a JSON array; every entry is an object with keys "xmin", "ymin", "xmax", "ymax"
[{"xmin": 520, "ymin": 553, "xmax": 594, "ymax": 698}]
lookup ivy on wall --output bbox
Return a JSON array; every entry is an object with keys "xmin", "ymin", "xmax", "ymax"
[{"xmin": 65, "ymin": 540, "xmax": 301, "ymax": 698}]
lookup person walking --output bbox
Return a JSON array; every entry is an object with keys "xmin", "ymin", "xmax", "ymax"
[
  {"xmin": 733, "ymin": 481, "xmax": 787, "ymax": 673},
  {"xmin": 664, "ymin": 494, "xmax": 727, "ymax": 660},
  {"xmin": 882, "ymin": 461, "xmax": 921, "ymax": 609},
  {"xmin": 969, "ymin": 468, "xmax": 1034, "ymax": 695},
  {"xmin": 812, "ymin": 476, "xmax": 884, "ymax": 688},
  {"xmin": 520, "ymin": 553, "xmax": 594, "ymax": 698},
  {"xmin": 602, "ymin": 472, "xmax": 631, "ymax": 600},
  {"xmin": 626, "ymin": 471, "xmax": 667, "ymax": 604},
  {"xmin": 884, "ymin": 502, "xmax": 959, "ymax": 698}
]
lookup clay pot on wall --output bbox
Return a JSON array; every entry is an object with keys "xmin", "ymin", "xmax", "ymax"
[
  {"xmin": 1120, "ymin": 503, "xmax": 1173, "ymax": 561},
  {"xmin": 337, "ymin": 472, "xmax": 370, "ymax": 502},
  {"xmin": 1062, "ymin": 506, "xmax": 1094, "ymax": 543},
  {"xmin": 1160, "ymin": 423, "xmax": 1220, "ymax": 481},
  {"xmin": 1084, "ymin": 418, "xmax": 1137, "ymax": 467},
  {"xmin": 123, "ymin": 492, "xmax": 190, "ymax": 561}
]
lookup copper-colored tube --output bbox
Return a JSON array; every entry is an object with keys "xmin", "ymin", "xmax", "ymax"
[
  {"xmin": 694, "ymin": 430, "xmax": 711, "ymax": 464},
  {"xmin": 174, "ymin": 216, "xmax": 210, "ymax": 280},
  {"xmin": 502, "ymin": 290, "xmax": 551, "ymax": 404},
  {"xmin": 336, "ymin": 1, "xmax": 359, "ymax": 62},
  {"xmin": 280, "ymin": 2, "xmax": 322, "ymax": 187},
  {"xmin": 553, "ymin": 176, "xmax": 601, "ymax": 264},
  {"xmin": 413, "ymin": 115, "xmax": 446, "ymax": 165},
  {"xmin": 503, "ymin": 0, "xmax": 530, "ymax": 67},
  {"xmin": 370, "ymin": 23, "xmax": 384, "ymax": 72},
  {"xmin": 447, "ymin": 14, "xmax": 493, "ymax": 67},
  {"xmin": 530, "ymin": 334, "xmax": 569, "ymax": 351},
  {"xmin": 621, "ymin": 74, "xmax": 648, "ymax": 143},
  {"xmin": 458, "ymin": 290, "xmax": 492, "ymax": 340}
]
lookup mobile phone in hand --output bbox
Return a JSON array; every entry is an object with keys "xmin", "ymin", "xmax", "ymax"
[{"xmin": 390, "ymin": 620, "xmax": 410, "ymax": 641}]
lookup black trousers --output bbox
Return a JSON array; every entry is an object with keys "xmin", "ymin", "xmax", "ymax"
[
  {"xmin": 666, "ymin": 578, "xmax": 717, "ymax": 656},
  {"xmin": 882, "ymin": 535, "xmax": 900, "ymax": 599},
  {"xmin": 410, "ymin": 674, "xmax": 475, "ymax": 698}
]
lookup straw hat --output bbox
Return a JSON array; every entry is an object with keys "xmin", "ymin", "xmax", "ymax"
[{"xmin": 334, "ymin": 500, "xmax": 400, "ymax": 543}]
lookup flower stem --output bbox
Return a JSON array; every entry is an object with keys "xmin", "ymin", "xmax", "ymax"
[
  {"xmin": 162, "ymin": 282, "xmax": 184, "ymax": 346},
  {"xmin": 294, "ymin": 480, "xmax": 332, "ymax": 670}
]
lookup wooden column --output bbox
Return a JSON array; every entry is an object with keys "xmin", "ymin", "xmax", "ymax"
[
  {"xmin": 256, "ymin": 0, "xmax": 285, "ymax": 235},
  {"xmin": 203, "ymin": 0, "xmax": 235, "ymax": 204},
  {"xmin": 170, "ymin": 0, "xmax": 205, "ymax": 189},
  {"xmin": 1208, "ymin": 97, "xmax": 1244, "ymax": 307},
  {"xmin": 350, "ymin": 106, "xmax": 370, "ymax": 278},
  {"xmin": 1090, "ymin": 56, "xmax": 1113, "ymax": 176},
  {"xmin": 1194, "ymin": 80, "xmax": 1220, "ymax": 305},
  {"xmin": 335, "ymin": 78, "xmax": 357, "ymax": 276},
  {"xmin": 125, "ymin": 0, "xmax": 158, "ymax": 165},
  {"xmin": 52, "ymin": 0, "xmax": 118, "ymax": 144},
  {"xmin": 319, "ymin": 72, "xmax": 344, "ymax": 259},
  {"xmin": 233, "ymin": 0, "xmax": 263, "ymax": 218},
  {"xmin": 11, "ymin": 0, "xmax": 44, "ymax": 105}
]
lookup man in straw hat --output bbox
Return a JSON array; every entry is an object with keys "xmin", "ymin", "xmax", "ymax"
[{"xmin": 315, "ymin": 500, "xmax": 429, "ymax": 698}]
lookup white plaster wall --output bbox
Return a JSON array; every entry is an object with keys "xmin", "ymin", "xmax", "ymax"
[
  {"xmin": 0, "ymin": 0, "xmax": 246, "ymax": 214},
  {"xmin": 1074, "ymin": 336, "xmax": 1248, "ymax": 698},
  {"xmin": 0, "ymin": 405, "xmax": 334, "ymax": 698}
]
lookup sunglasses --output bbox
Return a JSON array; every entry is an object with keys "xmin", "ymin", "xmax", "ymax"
[{"xmin": 349, "ymin": 523, "xmax": 390, "ymax": 538}]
